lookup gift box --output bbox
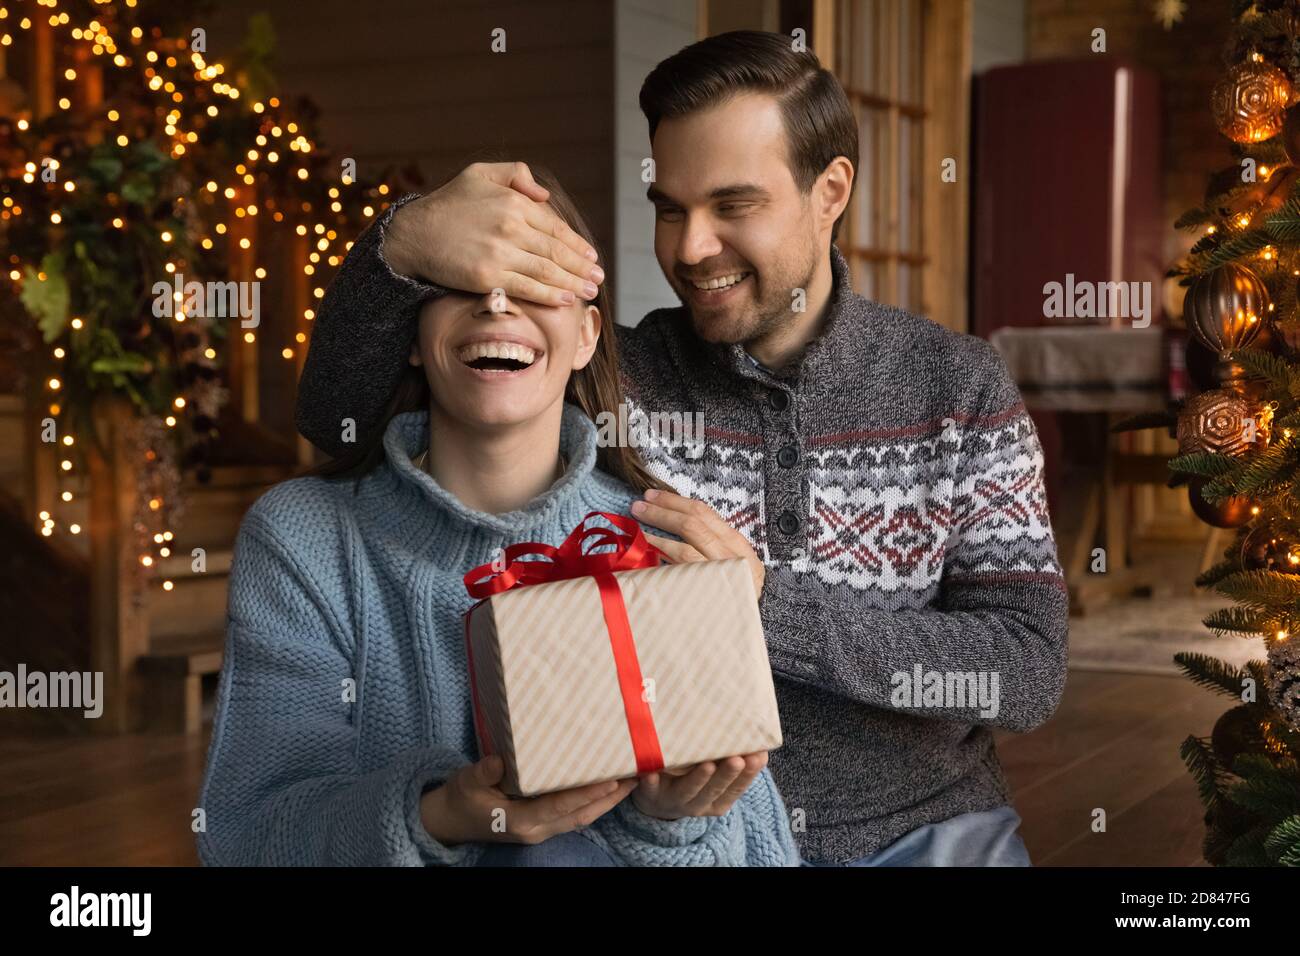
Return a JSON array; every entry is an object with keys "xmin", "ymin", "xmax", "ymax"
[{"xmin": 463, "ymin": 512, "xmax": 783, "ymax": 797}]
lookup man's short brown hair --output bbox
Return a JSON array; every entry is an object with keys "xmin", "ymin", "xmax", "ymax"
[{"xmin": 639, "ymin": 30, "xmax": 859, "ymax": 240}]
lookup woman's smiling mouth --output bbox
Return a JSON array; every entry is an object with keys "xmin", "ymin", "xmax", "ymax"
[{"xmin": 454, "ymin": 338, "xmax": 542, "ymax": 376}]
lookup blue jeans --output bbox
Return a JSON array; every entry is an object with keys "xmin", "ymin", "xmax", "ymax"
[
  {"xmin": 473, "ymin": 830, "xmax": 616, "ymax": 867},
  {"xmin": 800, "ymin": 805, "xmax": 1032, "ymax": 867}
]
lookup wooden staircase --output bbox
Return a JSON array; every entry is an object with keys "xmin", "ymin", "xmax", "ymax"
[
  {"xmin": 137, "ymin": 459, "xmax": 296, "ymax": 733},
  {"xmin": 0, "ymin": 382, "xmax": 300, "ymax": 734}
]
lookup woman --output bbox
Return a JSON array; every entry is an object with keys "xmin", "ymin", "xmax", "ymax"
[{"xmin": 196, "ymin": 167, "xmax": 799, "ymax": 866}]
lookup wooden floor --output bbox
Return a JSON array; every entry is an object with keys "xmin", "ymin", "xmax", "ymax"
[{"xmin": 0, "ymin": 668, "xmax": 1227, "ymax": 866}]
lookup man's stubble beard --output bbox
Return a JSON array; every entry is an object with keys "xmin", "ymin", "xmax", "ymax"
[{"xmin": 683, "ymin": 249, "xmax": 819, "ymax": 350}]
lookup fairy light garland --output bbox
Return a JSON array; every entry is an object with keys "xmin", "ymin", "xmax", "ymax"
[{"xmin": 1, "ymin": 0, "xmax": 394, "ymax": 591}]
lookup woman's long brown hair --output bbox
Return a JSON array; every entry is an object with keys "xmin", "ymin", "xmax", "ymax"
[{"xmin": 307, "ymin": 164, "xmax": 672, "ymax": 496}]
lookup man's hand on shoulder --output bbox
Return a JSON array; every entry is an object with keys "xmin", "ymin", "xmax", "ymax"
[{"xmin": 382, "ymin": 161, "xmax": 605, "ymax": 308}]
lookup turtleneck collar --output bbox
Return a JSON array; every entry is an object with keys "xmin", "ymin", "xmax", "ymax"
[{"xmin": 377, "ymin": 402, "xmax": 625, "ymax": 540}]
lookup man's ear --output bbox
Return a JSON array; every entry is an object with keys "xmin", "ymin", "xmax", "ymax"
[
  {"xmin": 816, "ymin": 157, "xmax": 854, "ymax": 234},
  {"xmin": 572, "ymin": 304, "xmax": 602, "ymax": 371}
]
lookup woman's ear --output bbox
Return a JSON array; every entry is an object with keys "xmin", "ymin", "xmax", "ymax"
[
  {"xmin": 572, "ymin": 304, "xmax": 602, "ymax": 371},
  {"xmin": 408, "ymin": 338, "xmax": 422, "ymax": 367}
]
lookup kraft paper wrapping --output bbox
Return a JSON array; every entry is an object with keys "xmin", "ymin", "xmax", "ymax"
[{"xmin": 465, "ymin": 557, "xmax": 783, "ymax": 797}]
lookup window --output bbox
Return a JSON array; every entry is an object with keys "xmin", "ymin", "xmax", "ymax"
[
  {"xmin": 824, "ymin": 0, "xmax": 971, "ymax": 330},
  {"xmin": 701, "ymin": 0, "xmax": 971, "ymax": 329},
  {"xmin": 836, "ymin": 0, "xmax": 926, "ymax": 309}
]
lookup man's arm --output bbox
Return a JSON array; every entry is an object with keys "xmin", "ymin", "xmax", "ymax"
[
  {"xmin": 759, "ymin": 352, "xmax": 1069, "ymax": 732},
  {"xmin": 296, "ymin": 163, "xmax": 605, "ymax": 457},
  {"xmin": 296, "ymin": 193, "xmax": 442, "ymax": 457}
]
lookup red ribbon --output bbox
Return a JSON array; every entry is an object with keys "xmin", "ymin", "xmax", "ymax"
[{"xmin": 462, "ymin": 512, "xmax": 667, "ymax": 776}]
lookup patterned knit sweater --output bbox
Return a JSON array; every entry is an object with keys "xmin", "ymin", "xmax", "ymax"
[
  {"xmin": 296, "ymin": 196, "xmax": 1070, "ymax": 864},
  {"xmin": 197, "ymin": 404, "xmax": 800, "ymax": 866}
]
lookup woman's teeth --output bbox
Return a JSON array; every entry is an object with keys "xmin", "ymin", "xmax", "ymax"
[
  {"xmin": 456, "ymin": 341, "xmax": 537, "ymax": 370},
  {"xmin": 692, "ymin": 272, "xmax": 749, "ymax": 291}
]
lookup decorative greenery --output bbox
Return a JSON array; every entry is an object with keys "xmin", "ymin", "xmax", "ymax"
[
  {"xmin": 1116, "ymin": 0, "xmax": 1300, "ymax": 867},
  {"xmin": 0, "ymin": 0, "xmax": 395, "ymax": 560}
]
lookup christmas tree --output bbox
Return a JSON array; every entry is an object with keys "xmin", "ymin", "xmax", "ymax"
[
  {"xmin": 1118, "ymin": 0, "xmax": 1300, "ymax": 866},
  {"xmin": 0, "ymin": 0, "xmax": 394, "ymax": 582}
]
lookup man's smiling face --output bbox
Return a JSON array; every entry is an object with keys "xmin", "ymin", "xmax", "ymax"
[{"xmin": 648, "ymin": 92, "xmax": 821, "ymax": 347}]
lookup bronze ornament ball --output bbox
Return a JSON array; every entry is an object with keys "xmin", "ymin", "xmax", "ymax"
[
  {"xmin": 1187, "ymin": 476, "xmax": 1253, "ymax": 528},
  {"xmin": 1176, "ymin": 387, "xmax": 1269, "ymax": 457},
  {"xmin": 1183, "ymin": 264, "xmax": 1270, "ymax": 355},
  {"xmin": 1212, "ymin": 56, "xmax": 1292, "ymax": 143}
]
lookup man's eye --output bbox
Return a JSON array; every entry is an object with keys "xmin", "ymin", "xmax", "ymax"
[
  {"xmin": 719, "ymin": 203, "xmax": 753, "ymax": 215},
  {"xmin": 655, "ymin": 207, "xmax": 684, "ymax": 222}
]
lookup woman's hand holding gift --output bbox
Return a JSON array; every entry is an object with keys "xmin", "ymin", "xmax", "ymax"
[
  {"xmin": 428, "ymin": 496, "xmax": 773, "ymax": 842},
  {"xmin": 628, "ymin": 490, "xmax": 772, "ymax": 820},
  {"xmin": 632, "ymin": 489, "xmax": 766, "ymax": 600},
  {"xmin": 630, "ymin": 753, "xmax": 769, "ymax": 821},
  {"xmin": 421, "ymin": 755, "xmax": 636, "ymax": 847}
]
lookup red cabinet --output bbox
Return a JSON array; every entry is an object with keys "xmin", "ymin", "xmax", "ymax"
[{"xmin": 972, "ymin": 58, "xmax": 1164, "ymax": 339}]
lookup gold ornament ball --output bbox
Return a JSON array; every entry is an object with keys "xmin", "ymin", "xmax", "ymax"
[{"xmin": 1212, "ymin": 57, "xmax": 1292, "ymax": 143}]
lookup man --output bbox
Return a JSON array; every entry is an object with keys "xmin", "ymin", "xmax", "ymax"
[{"xmin": 296, "ymin": 31, "xmax": 1068, "ymax": 866}]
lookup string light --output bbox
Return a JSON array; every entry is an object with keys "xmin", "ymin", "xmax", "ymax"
[{"xmin": 10, "ymin": 5, "xmax": 391, "ymax": 548}]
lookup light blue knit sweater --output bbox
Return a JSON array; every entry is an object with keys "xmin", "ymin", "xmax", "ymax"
[{"xmin": 196, "ymin": 403, "xmax": 799, "ymax": 866}]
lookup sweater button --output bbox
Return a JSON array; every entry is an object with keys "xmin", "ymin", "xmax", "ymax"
[
  {"xmin": 776, "ymin": 445, "xmax": 799, "ymax": 468},
  {"xmin": 768, "ymin": 389, "xmax": 790, "ymax": 411},
  {"xmin": 777, "ymin": 511, "xmax": 800, "ymax": 535}
]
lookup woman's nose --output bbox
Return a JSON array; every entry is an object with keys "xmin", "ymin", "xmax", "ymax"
[{"xmin": 474, "ymin": 288, "xmax": 521, "ymax": 317}]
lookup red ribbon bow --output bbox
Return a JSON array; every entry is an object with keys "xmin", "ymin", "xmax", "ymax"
[{"xmin": 462, "ymin": 512, "xmax": 668, "ymax": 778}]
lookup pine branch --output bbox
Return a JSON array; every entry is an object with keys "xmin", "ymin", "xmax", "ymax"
[
  {"xmin": 1175, "ymin": 206, "xmax": 1216, "ymax": 230},
  {"xmin": 1201, "ymin": 438, "xmax": 1296, "ymax": 499},
  {"xmin": 1186, "ymin": 234, "xmax": 1221, "ymax": 260},
  {"xmin": 1203, "ymin": 605, "xmax": 1278, "ymax": 637},
  {"xmin": 1195, "ymin": 230, "xmax": 1276, "ymax": 271},
  {"xmin": 1213, "ymin": 568, "xmax": 1300, "ymax": 607},
  {"xmin": 1224, "ymin": 753, "xmax": 1300, "ymax": 816},
  {"xmin": 1174, "ymin": 652, "xmax": 1251, "ymax": 696},
  {"xmin": 1181, "ymin": 177, "xmax": 1262, "ymax": 230},
  {"xmin": 1264, "ymin": 814, "xmax": 1300, "ymax": 866},
  {"xmin": 1264, "ymin": 717, "xmax": 1300, "ymax": 760},
  {"xmin": 1167, "ymin": 451, "xmax": 1240, "ymax": 479},
  {"xmin": 1264, "ymin": 190, "xmax": 1300, "ymax": 240},
  {"xmin": 1223, "ymin": 822, "xmax": 1277, "ymax": 866},
  {"xmin": 1246, "ymin": 659, "xmax": 1274, "ymax": 697},
  {"xmin": 1232, "ymin": 348, "xmax": 1299, "ymax": 391},
  {"xmin": 1196, "ymin": 558, "xmax": 1241, "ymax": 588},
  {"xmin": 1180, "ymin": 734, "xmax": 1228, "ymax": 812},
  {"xmin": 1273, "ymin": 273, "xmax": 1299, "ymax": 321}
]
